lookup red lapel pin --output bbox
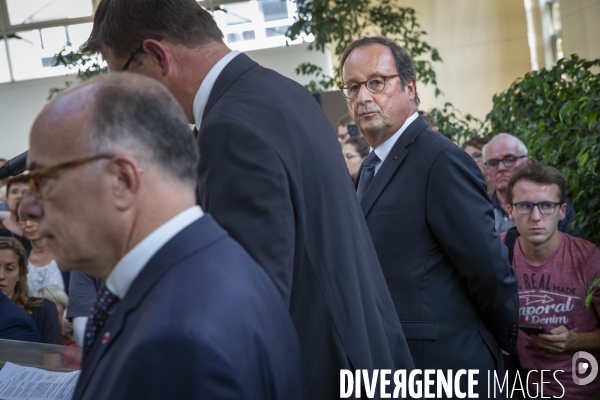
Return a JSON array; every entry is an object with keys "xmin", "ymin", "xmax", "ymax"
[
  {"xmin": 393, "ymin": 155, "xmax": 398, "ymax": 160},
  {"xmin": 101, "ymin": 332, "xmax": 110, "ymax": 344}
]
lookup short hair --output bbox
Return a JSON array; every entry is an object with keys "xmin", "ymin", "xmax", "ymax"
[
  {"xmin": 506, "ymin": 164, "xmax": 566, "ymax": 205},
  {"xmin": 82, "ymin": 0, "xmax": 223, "ymax": 58},
  {"xmin": 461, "ymin": 136, "xmax": 489, "ymax": 151},
  {"xmin": 340, "ymin": 36, "xmax": 420, "ymax": 106},
  {"xmin": 71, "ymin": 73, "xmax": 199, "ymax": 188},
  {"xmin": 33, "ymin": 285, "xmax": 69, "ymax": 309},
  {"xmin": 0, "ymin": 237, "xmax": 39, "ymax": 310},
  {"xmin": 482, "ymin": 133, "xmax": 528, "ymax": 160},
  {"xmin": 345, "ymin": 136, "xmax": 370, "ymax": 158},
  {"xmin": 6, "ymin": 175, "xmax": 29, "ymax": 195},
  {"xmin": 337, "ymin": 114, "xmax": 354, "ymax": 127}
]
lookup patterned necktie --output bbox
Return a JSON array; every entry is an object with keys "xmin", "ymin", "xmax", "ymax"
[
  {"xmin": 356, "ymin": 151, "xmax": 380, "ymax": 200},
  {"xmin": 83, "ymin": 285, "xmax": 119, "ymax": 359}
]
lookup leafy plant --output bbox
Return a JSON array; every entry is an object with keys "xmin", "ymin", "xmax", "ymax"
[
  {"xmin": 48, "ymin": 49, "xmax": 106, "ymax": 100},
  {"xmin": 286, "ymin": 1, "xmax": 442, "ymax": 94},
  {"xmin": 487, "ymin": 55, "xmax": 600, "ymax": 246},
  {"xmin": 429, "ymin": 102, "xmax": 489, "ymax": 145}
]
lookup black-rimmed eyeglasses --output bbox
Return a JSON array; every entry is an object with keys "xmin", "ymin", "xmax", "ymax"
[
  {"xmin": 122, "ymin": 36, "xmax": 163, "ymax": 71},
  {"xmin": 512, "ymin": 201, "xmax": 562, "ymax": 215},
  {"xmin": 339, "ymin": 75, "xmax": 400, "ymax": 99},
  {"xmin": 484, "ymin": 154, "xmax": 527, "ymax": 170}
]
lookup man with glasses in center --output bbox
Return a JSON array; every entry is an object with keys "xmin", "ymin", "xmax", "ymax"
[
  {"xmin": 341, "ymin": 36, "xmax": 519, "ymax": 397},
  {"xmin": 482, "ymin": 133, "xmax": 581, "ymax": 237}
]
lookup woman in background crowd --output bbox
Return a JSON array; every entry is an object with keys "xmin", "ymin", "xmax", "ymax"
[
  {"xmin": 34, "ymin": 285, "xmax": 74, "ymax": 346},
  {"xmin": 0, "ymin": 237, "xmax": 61, "ymax": 344},
  {"xmin": 342, "ymin": 136, "xmax": 370, "ymax": 182},
  {"xmin": 462, "ymin": 136, "xmax": 494, "ymax": 193},
  {"xmin": 0, "ymin": 175, "xmax": 31, "ymax": 254},
  {"xmin": 16, "ymin": 200, "xmax": 65, "ymax": 295}
]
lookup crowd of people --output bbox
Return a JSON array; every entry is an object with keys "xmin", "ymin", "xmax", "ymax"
[{"xmin": 0, "ymin": 0, "xmax": 598, "ymax": 399}]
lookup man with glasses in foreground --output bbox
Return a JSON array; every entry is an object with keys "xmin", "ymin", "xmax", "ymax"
[
  {"xmin": 483, "ymin": 133, "xmax": 581, "ymax": 237},
  {"xmin": 503, "ymin": 164, "xmax": 600, "ymax": 399},
  {"xmin": 341, "ymin": 36, "xmax": 519, "ymax": 397},
  {"xmin": 20, "ymin": 73, "xmax": 305, "ymax": 400}
]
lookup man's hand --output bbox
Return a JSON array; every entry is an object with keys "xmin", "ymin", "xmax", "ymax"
[{"xmin": 532, "ymin": 325, "xmax": 574, "ymax": 353}]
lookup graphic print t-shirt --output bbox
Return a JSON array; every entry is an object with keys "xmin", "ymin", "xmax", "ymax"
[{"xmin": 504, "ymin": 232, "xmax": 600, "ymax": 399}]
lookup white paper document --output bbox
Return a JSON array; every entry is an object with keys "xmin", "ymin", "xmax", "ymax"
[{"xmin": 0, "ymin": 362, "xmax": 80, "ymax": 400}]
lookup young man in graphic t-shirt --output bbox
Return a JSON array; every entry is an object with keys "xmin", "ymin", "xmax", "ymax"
[{"xmin": 502, "ymin": 164, "xmax": 600, "ymax": 399}]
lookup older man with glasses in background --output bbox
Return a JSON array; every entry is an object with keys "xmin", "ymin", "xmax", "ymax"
[{"xmin": 483, "ymin": 133, "xmax": 581, "ymax": 237}]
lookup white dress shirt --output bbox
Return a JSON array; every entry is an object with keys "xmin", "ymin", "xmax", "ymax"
[
  {"xmin": 192, "ymin": 50, "xmax": 241, "ymax": 129},
  {"xmin": 105, "ymin": 206, "xmax": 204, "ymax": 300},
  {"xmin": 372, "ymin": 111, "xmax": 419, "ymax": 174}
]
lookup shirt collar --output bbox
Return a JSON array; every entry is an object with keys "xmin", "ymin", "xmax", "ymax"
[
  {"xmin": 490, "ymin": 190, "xmax": 507, "ymax": 215},
  {"xmin": 372, "ymin": 111, "xmax": 418, "ymax": 173},
  {"xmin": 193, "ymin": 50, "xmax": 240, "ymax": 129},
  {"xmin": 105, "ymin": 206, "xmax": 204, "ymax": 299}
]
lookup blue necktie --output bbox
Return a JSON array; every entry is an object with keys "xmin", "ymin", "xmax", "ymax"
[
  {"xmin": 357, "ymin": 151, "xmax": 380, "ymax": 200},
  {"xmin": 83, "ymin": 285, "xmax": 119, "ymax": 359}
]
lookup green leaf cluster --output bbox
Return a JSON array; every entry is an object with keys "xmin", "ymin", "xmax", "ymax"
[
  {"xmin": 429, "ymin": 102, "xmax": 489, "ymax": 145},
  {"xmin": 286, "ymin": 1, "xmax": 442, "ymax": 93},
  {"xmin": 48, "ymin": 49, "xmax": 107, "ymax": 100},
  {"xmin": 486, "ymin": 55, "xmax": 600, "ymax": 247}
]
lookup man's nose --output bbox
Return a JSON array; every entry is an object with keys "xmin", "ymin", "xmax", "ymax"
[
  {"xmin": 355, "ymin": 84, "xmax": 374, "ymax": 103},
  {"xmin": 19, "ymin": 193, "xmax": 44, "ymax": 222},
  {"xmin": 530, "ymin": 205, "xmax": 542, "ymax": 220},
  {"xmin": 497, "ymin": 160, "xmax": 508, "ymax": 172}
]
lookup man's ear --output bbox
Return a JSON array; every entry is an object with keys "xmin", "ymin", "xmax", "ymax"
[
  {"xmin": 558, "ymin": 202, "xmax": 567, "ymax": 221},
  {"xmin": 142, "ymin": 39, "xmax": 172, "ymax": 76},
  {"xmin": 405, "ymin": 77, "xmax": 416, "ymax": 100},
  {"xmin": 525, "ymin": 157, "xmax": 534, "ymax": 165},
  {"xmin": 507, "ymin": 204, "xmax": 516, "ymax": 221},
  {"xmin": 109, "ymin": 155, "xmax": 142, "ymax": 210}
]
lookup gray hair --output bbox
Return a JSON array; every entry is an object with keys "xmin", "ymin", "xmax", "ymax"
[
  {"xmin": 340, "ymin": 36, "xmax": 420, "ymax": 106},
  {"xmin": 482, "ymin": 133, "xmax": 528, "ymax": 161},
  {"xmin": 79, "ymin": 73, "xmax": 199, "ymax": 188}
]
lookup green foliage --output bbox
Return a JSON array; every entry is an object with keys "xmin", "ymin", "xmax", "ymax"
[
  {"xmin": 48, "ymin": 49, "xmax": 107, "ymax": 100},
  {"xmin": 487, "ymin": 55, "xmax": 600, "ymax": 246},
  {"xmin": 286, "ymin": 1, "xmax": 442, "ymax": 93},
  {"xmin": 429, "ymin": 102, "xmax": 489, "ymax": 145}
]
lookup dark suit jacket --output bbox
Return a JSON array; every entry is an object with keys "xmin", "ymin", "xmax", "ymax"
[
  {"xmin": 356, "ymin": 116, "xmax": 519, "ymax": 396},
  {"xmin": 73, "ymin": 215, "xmax": 305, "ymax": 400},
  {"xmin": 29, "ymin": 297, "xmax": 61, "ymax": 345},
  {"xmin": 197, "ymin": 53, "xmax": 414, "ymax": 398},
  {"xmin": 0, "ymin": 292, "xmax": 41, "ymax": 343}
]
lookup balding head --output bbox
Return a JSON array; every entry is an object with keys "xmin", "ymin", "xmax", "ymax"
[
  {"xmin": 32, "ymin": 73, "xmax": 199, "ymax": 188},
  {"xmin": 24, "ymin": 73, "xmax": 200, "ymax": 277}
]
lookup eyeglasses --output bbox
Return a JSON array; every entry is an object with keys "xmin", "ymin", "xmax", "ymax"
[
  {"xmin": 122, "ymin": 36, "xmax": 163, "ymax": 71},
  {"xmin": 339, "ymin": 75, "xmax": 400, "ymax": 99},
  {"xmin": 512, "ymin": 201, "xmax": 562, "ymax": 215},
  {"xmin": 25, "ymin": 154, "xmax": 114, "ymax": 198},
  {"xmin": 484, "ymin": 154, "xmax": 527, "ymax": 170}
]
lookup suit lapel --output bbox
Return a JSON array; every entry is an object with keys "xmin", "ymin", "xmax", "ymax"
[
  {"xmin": 201, "ymin": 53, "xmax": 258, "ymax": 128},
  {"xmin": 359, "ymin": 117, "xmax": 428, "ymax": 216},
  {"xmin": 75, "ymin": 215, "xmax": 228, "ymax": 397}
]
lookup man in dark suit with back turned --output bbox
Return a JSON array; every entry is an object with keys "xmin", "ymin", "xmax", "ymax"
[
  {"xmin": 341, "ymin": 36, "xmax": 520, "ymax": 397},
  {"xmin": 20, "ymin": 73, "xmax": 305, "ymax": 400},
  {"xmin": 83, "ymin": 1, "xmax": 414, "ymax": 398}
]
